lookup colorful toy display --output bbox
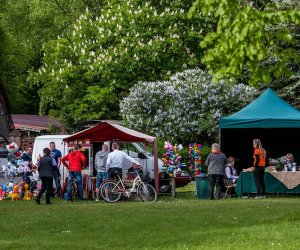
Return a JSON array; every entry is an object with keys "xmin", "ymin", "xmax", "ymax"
[
  {"xmin": 0, "ymin": 182, "xmax": 33, "ymax": 201},
  {"xmin": 189, "ymin": 143, "xmax": 202, "ymax": 176},
  {"xmin": 0, "ymin": 141, "xmax": 36, "ymax": 201},
  {"xmin": 162, "ymin": 141, "xmax": 184, "ymax": 177},
  {"xmin": 11, "ymin": 185, "xmax": 20, "ymax": 201},
  {"xmin": 23, "ymin": 183, "xmax": 32, "ymax": 200}
]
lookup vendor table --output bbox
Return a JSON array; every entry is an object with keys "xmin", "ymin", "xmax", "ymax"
[{"xmin": 235, "ymin": 171, "xmax": 300, "ymax": 197}]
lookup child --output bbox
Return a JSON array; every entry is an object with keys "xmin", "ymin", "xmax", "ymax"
[
  {"xmin": 225, "ymin": 156, "xmax": 239, "ymax": 184},
  {"xmin": 283, "ymin": 153, "xmax": 294, "ymax": 172}
]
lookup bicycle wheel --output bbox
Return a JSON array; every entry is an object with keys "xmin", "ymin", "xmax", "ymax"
[
  {"xmin": 100, "ymin": 180, "xmax": 122, "ymax": 203},
  {"xmin": 137, "ymin": 183, "xmax": 157, "ymax": 202},
  {"xmin": 70, "ymin": 180, "xmax": 77, "ymax": 202}
]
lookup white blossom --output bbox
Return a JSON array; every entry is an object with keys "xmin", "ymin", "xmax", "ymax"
[{"xmin": 120, "ymin": 69, "xmax": 257, "ymax": 141}]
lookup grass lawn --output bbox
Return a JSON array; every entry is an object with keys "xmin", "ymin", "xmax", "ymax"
[{"xmin": 1, "ymin": 185, "xmax": 300, "ymax": 250}]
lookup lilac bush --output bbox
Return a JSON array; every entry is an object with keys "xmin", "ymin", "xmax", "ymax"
[{"xmin": 120, "ymin": 69, "xmax": 257, "ymax": 142}]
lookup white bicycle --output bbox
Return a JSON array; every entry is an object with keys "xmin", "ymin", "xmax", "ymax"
[{"xmin": 100, "ymin": 167, "xmax": 157, "ymax": 203}]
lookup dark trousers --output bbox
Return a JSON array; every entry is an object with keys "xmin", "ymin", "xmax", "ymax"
[
  {"xmin": 37, "ymin": 177, "xmax": 53, "ymax": 204},
  {"xmin": 253, "ymin": 167, "xmax": 265, "ymax": 196},
  {"xmin": 208, "ymin": 174, "xmax": 223, "ymax": 199},
  {"xmin": 53, "ymin": 171, "xmax": 61, "ymax": 196},
  {"xmin": 24, "ymin": 172, "xmax": 32, "ymax": 186}
]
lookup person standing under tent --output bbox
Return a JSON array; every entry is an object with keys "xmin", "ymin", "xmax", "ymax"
[{"xmin": 252, "ymin": 139, "xmax": 267, "ymax": 198}]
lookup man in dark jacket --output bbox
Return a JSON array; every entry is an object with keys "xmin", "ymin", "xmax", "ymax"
[{"xmin": 36, "ymin": 148, "xmax": 57, "ymax": 205}]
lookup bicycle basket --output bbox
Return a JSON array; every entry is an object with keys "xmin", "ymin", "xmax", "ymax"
[
  {"xmin": 126, "ymin": 172, "xmax": 138, "ymax": 181},
  {"xmin": 141, "ymin": 172, "xmax": 151, "ymax": 183}
]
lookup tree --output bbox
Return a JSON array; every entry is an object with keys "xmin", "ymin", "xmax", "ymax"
[
  {"xmin": 0, "ymin": 0, "xmax": 104, "ymax": 113},
  {"xmin": 31, "ymin": 0, "xmax": 215, "ymax": 127},
  {"xmin": 188, "ymin": 0, "xmax": 300, "ymax": 86},
  {"xmin": 120, "ymin": 68, "xmax": 257, "ymax": 143}
]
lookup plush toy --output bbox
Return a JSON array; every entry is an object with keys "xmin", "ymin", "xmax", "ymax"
[
  {"xmin": 2, "ymin": 184, "xmax": 7, "ymax": 200},
  {"xmin": 23, "ymin": 184, "xmax": 31, "ymax": 200},
  {"xmin": 17, "ymin": 160, "xmax": 25, "ymax": 174},
  {"xmin": 23, "ymin": 161, "xmax": 31, "ymax": 172},
  {"xmin": 8, "ymin": 180, "xmax": 14, "ymax": 195},
  {"xmin": 163, "ymin": 141, "xmax": 184, "ymax": 177},
  {"xmin": 6, "ymin": 142, "xmax": 22, "ymax": 157},
  {"xmin": 6, "ymin": 142, "xmax": 19, "ymax": 153},
  {"xmin": 6, "ymin": 142, "xmax": 22, "ymax": 166},
  {"xmin": 11, "ymin": 185, "xmax": 20, "ymax": 201},
  {"xmin": 0, "ymin": 185, "xmax": 3, "ymax": 201},
  {"xmin": 20, "ymin": 182, "xmax": 26, "ymax": 199}
]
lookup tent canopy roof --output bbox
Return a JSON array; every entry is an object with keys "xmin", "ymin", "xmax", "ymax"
[
  {"xmin": 63, "ymin": 122, "xmax": 156, "ymax": 143},
  {"xmin": 220, "ymin": 88, "xmax": 300, "ymax": 128}
]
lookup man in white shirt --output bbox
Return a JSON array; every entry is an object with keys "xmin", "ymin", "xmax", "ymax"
[{"xmin": 106, "ymin": 142, "xmax": 140, "ymax": 178}]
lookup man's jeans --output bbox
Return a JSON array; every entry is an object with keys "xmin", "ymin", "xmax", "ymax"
[
  {"xmin": 67, "ymin": 172, "xmax": 83, "ymax": 200},
  {"xmin": 53, "ymin": 171, "xmax": 61, "ymax": 195}
]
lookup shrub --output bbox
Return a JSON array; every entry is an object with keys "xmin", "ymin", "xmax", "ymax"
[{"xmin": 120, "ymin": 68, "xmax": 257, "ymax": 143}]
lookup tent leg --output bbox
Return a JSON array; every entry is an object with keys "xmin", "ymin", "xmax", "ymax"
[{"xmin": 219, "ymin": 127, "xmax": 222, "ymax": 149}]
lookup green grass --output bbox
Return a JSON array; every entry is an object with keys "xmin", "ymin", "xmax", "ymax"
[{"xmin": 1, "ymin": 191, "xmax": 300, "ymax": 250}]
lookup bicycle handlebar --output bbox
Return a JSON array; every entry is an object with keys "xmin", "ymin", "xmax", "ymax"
[{"xmin": 128, "ymin": 167, "xmax": 143, "ymax": 174}]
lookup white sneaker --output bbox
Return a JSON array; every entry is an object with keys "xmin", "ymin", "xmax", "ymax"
[{"xmin": 95, "ymin": 198, "xmax": 99, "ymax": 202}]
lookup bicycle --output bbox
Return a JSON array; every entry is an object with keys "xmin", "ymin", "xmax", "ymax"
[{"xmin": 100, "ymin": 167, "xmax": 157, "ymax": 203}]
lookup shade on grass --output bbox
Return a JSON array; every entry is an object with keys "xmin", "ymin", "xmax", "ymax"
[{"xmin": 0, "ymin": 195, "xmax": 300, "ymax": 250}]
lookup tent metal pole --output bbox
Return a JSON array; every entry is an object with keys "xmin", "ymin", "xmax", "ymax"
[
  {"xmin": 153, "ymin": 138, "xmax": 159, "ymax": 195},
  {"xmin": 219, "ymin": 127, "xmax": 221, "ymax": 149}
]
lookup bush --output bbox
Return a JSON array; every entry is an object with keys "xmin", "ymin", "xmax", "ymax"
[{"xmin": 120, "ymin": 68, "xmax": 257, "ymax": 143}]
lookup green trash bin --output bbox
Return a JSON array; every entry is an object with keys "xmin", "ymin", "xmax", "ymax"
[{"xmin": 195, "ymin": 174, "xmax": 209, "ymax": 199}]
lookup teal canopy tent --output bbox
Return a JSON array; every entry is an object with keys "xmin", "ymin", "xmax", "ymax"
[{"xmin": 219, "ymin": 88, "xmax": 300, "ymax": 168}]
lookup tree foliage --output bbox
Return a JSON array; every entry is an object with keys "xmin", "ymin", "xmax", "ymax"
[
  {"xmin": 120, "ymin": 69, "xmax": 257, "ymax": 143},
  {"xmin": 188, "ymin": 0, "xmax": 300, "ymax": 86},
  {"xmin": 30, "ymin": 0, "xmax": 215, "ymax": 127},
  {"xmin": 0, "ymin": 0, "xmax": 103, "ymax": 113}
]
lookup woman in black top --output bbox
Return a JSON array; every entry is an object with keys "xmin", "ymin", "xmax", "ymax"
[{"xmin": 36, "ymin": 148, "xmax": 57, "ymax": 205}]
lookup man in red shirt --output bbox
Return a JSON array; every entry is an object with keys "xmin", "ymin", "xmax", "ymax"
[{"xmin": 61, "ymin": 144, "xmax": 87, "ymax": 200}]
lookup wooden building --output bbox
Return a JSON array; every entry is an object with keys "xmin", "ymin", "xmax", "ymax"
[
  {"xmin": 11, "ymin": 114, "xmax": 65, "ymax": 150},
  {"xmin": 0, "ymin": 83, "xmax": 14, "ymax": 143}
]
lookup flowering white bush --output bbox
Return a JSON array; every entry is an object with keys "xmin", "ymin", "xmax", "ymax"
[{"xmin": 120, "ymin": 69, "xmax": 257, "ymax": 142}]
